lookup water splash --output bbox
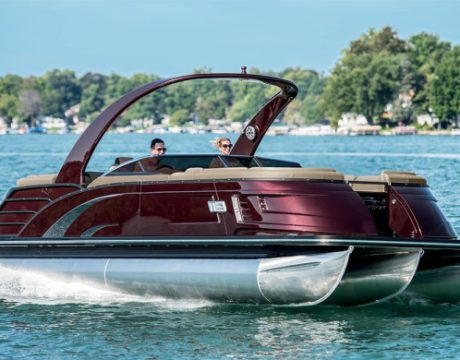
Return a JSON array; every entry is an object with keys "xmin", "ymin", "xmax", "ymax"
[{"xmin": 0, "ymin": 265, "xmax": 213, "ymax": 310}]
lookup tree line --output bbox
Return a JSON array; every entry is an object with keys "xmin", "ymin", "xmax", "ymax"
[{"xmin": 1, "ymin": 27, "xmax": 459, "ymax": 129}]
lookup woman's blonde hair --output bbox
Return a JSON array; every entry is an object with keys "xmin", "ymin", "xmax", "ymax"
[{"xmin": 212, "ymin": 137, "xmax": 231, "ymax": 149}]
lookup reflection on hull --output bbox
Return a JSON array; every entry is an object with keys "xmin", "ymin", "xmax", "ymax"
[
  {"xmin": 0, "ymin": 248, "xmax": 352, "ymax": 306},
  {"xmin": 325, "ymin": 249, "xmax": 422, "ymax": 306},
  {"xmin": 407, "ymin": 266, "xmax": 460, "ymax": 303},
  {"xmin": 1, "ymin": 237, "xmax": 460, "ymax": 306}
]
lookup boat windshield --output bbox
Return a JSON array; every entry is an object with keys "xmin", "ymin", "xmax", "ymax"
[
  {"xmin": 106, "ymin": 155, "xmax": 300, "ymax": 175},
  {"xmin": 85, "ymin": 77, "xmax": 282, "ymax": 175}
]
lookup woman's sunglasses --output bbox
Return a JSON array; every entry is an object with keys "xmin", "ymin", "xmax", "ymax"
[{"xmin": 222, "ymin": 144, "xmax": 233, "ymax": 149}]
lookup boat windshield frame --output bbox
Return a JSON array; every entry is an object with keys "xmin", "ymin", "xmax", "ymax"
[{"xmin": 55, "ymin": 73, "xmax": 298, "ymax": 185}]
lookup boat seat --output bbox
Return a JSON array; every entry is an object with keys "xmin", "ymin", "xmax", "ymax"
[
  {"xmin": 382, "ymin": 171, "xmax": 426, "ymax": 186},
  {"xmin": 175, "ymin": 167, "xmax": 250, "ymax": 179},
  {"xmin": 16, "ymin": 174, "xmax": 57, "ymax": 187},
  {"xmin": 347, "ymin": 170, "xmax": 427, "ymax": 192},
  {"xmin": 88, "ymin": 167, "xmax": 344, "ymax": 188},
  {"xmin": 246, "ymin": 167, "xmax": 343, "ymax": 180},
  {"xmin": 173, "ymin": 167, "xmax": 343, "ymax": 181},
  {"xmin": 88, "ymin": 174, "xmax": 171, "ymax": 188}
]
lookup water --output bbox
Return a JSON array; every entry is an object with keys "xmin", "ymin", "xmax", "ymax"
[{"xmin": 0, "ymin": 133, "xmax": 460, "ymax": 359}]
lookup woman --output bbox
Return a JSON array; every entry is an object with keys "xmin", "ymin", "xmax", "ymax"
[{"xmin": 213, "ymin": 137, "xmax": 233, "ymax": 155}]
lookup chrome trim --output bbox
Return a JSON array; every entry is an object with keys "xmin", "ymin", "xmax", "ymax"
[
  {"xmin": 231, "ymin": 196, "xmax": 243, "ymax": 223},
  {"xmin": 43, "ymin": 194, "xmax": 121, "ymax": 238},
  {"xmin": 81, "ymin": 224, "xmax": 118, "ymax": 238},
  {"xmin": 0, "ymin": 237, "xmax": 458, "ymax": 250}
]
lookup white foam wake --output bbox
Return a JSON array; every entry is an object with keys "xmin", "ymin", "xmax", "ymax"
[{"xmin": 0, "ymin": 265, "xmax": 213, "ymax": 309}]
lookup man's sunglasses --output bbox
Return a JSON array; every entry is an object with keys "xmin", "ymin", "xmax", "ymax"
[
  {"xmin": 222, "ymin": 144, "xmax": 233, "ymax": 149},
  {"xmin": 155, "ymin": 148, "xmax": 167, "ymax": 152}
]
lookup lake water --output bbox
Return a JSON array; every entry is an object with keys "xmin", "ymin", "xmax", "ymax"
[{"xmin": 0, "ymin": 133, "xmax": 459, "ymax": 359}]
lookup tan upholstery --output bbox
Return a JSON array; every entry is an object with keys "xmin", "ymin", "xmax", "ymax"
[
  {"xmin": 348, "ymin": 170, "xmax": 427, "ymax": 192},
  {"xmin": 16, "ymin": 174, "xmax": 57, "ymax": 187},
  {"xmin": 246, "ymin": 167, "xmax": 343, "ymax": 180},
  {"xmin": 16, "ymin": 168, "xmax": 425, "ymax": 192},
  {"xmin": 88, "ymin": 167, "xmax": 344, "ymax": 188},
  {"xmin": 381, "ymin": 171, "xmax": 426, "ymax": 186},
  {"xmin": 349, "ymin": 182, "xmax": 387, "ymax": 193},
  {"xmin": 88, "ymin": 174, "xmax": 170, "ymax": 188}
]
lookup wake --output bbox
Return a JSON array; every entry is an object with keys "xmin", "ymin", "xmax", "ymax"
[{"xmin": 0, "ymin": 265, "xmax": 213, "ymax": 310}]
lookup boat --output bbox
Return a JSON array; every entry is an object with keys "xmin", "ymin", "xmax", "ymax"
[{"xmin": 0, "ymin": 71, "xmax": 459, "ymax": 306}]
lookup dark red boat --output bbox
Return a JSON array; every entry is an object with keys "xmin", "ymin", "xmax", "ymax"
[{"xmin": 0, "ymin": 72, "xmax": 458, "ymax": 305}]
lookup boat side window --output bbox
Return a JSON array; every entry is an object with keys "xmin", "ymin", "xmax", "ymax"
[{"xmin": 106, "ymin": 155, "xmax": 226, "ymax": 175}]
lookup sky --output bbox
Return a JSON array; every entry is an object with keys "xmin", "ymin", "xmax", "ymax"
[{"xmin": 1, "ymin": 0, "xmax": 460, "ymax": 78}]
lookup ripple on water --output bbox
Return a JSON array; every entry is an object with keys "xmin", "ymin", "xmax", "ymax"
[{"xmin": 0, "ymin": 134, "xmax": 460, "ymax": 359}]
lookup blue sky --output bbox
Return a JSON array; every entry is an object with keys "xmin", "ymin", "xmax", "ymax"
[{"xmin": 1, "ymin": 0, "xmax": 459, "ymax": 77}]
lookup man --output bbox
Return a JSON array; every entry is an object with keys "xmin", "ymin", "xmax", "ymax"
[{"xmin": 150, "ymin": 138, "xmax": 167, "ymax": 156}]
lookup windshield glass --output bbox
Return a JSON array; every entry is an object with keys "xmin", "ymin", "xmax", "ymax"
[
  {"xmin": 85, "ymin": 78, "xmax": 280, "ymax": 174},
  {"xmin": 106, "ymin": 155, "xmax": 300, "ymax": 176}
]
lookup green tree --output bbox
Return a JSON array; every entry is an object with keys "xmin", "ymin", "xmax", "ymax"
[
  {"xmin": 280, "ymin": 68, "xmax": 326, "ymax": 123},
  {"xmin": 119, "ymin": 73, "xmax": 163, "ymax": 125},
  {"xmin": 170, "ymin": 109, "xmax": 190, "ymax": 126},
  {"xmin": 104, "ymin": 73, "xmax": 133, "ymax": 105},
  {"xmin": 0, "ymin": 94, "xmax": 20, "ymax": 126},
  {"xmin": 280, "ymin": 68, "xmax": 324, "ymax": 100},
  {"xmin": 408, "ymin": 33, "xmax": 451, "ymax": 114},
  {"xmin": 431, "ymin": 46, "xmax": 460, "ymax": 127},
  {"xmin": 79, "ymin": 73, "xmax": 107, "ymax": 120},
  {"xmin": 283, "ymin": 99, "xmax": 304, "ymax": 124},
  {"xmin": 0, "ymin": 74, "xmax": 23, "ymax": 95},
  {"xmin": 0, "ymin": 74, "xmax": 23, "ymax": 126},
  {"xmin": 322, "ymin": 27, "xmax": 407, "ymax": 124},
  {"xmin": 193, "ymin": 80, "xmax": 232, "ymax": 123},
  {"xmin": 19, "ymin": 89, "xmax": 43, "ymax": 127},
  {"xmin": 41, "ymin": 69, "xmax": 81, "ymax": 117},
  {"xmin": 228, "ymin": 80, "xmax": 278, "ymax": 122},
  {"xmin": 301, "ymin": 94, "xmax": 325, "ymax": 123}
]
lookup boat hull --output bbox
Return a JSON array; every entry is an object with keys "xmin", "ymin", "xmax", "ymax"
[
  {"xmin": 406, "ymin": 249, "xmax": 460, "ymax": 302},
  {"xmin": 0, "ymin": 236, "xmax": 459, "ymax": 305},
  {"xmin": 325, "ymin": 248, "xmax": 422, "ymax": 305},
  {"xmin": 0, "ymin": 248, "xmax": 352, "ymax": 305}
]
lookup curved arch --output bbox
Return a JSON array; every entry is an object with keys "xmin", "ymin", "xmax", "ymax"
[{"xmin": 56, "ymin": 73, "xmax": 297, "ymax": 184}]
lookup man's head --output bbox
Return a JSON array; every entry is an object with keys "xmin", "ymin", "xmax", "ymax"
[{"xmin": 150, "ymin": 138, "xmax": 166, "ymax": 156}]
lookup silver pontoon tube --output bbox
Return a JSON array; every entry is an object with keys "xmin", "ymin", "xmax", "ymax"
[{"xmin": 0, "ymin": 248, "xmax": 352, "ymax": 305}]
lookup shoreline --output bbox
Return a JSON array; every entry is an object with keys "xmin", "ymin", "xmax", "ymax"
[{"xmin": 1, "ymin": 126, "xmax": 459, "ymax": 136}]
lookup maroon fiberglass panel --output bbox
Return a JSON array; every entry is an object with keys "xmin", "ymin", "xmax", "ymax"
[
  {"xmin": 1, "ymin": 200, "xmax": 49, "ymax": 212},
  {"xmin": 0, "ymin": 224, "xmax": 24, "ymax": 236},
  {"xmin": 391, "ymin": 185, "xmax": 456, "ymax": 239},
  {"xmin": 388, "ymin": 186, "xmax": 422, "ymax": 238},
  {"xmin": 10, "ymin": 186, "xmax": 79, "ymax": 200},
  {"xmin": 0, "ymin": 212, "xmax": 34, "ymax": 223},
  {"xmin": 139, "ymin": 182, "xmax": 224, "ymax": 236},
  {"xmin": 64, "ymin": 193, "xmax": 141, "ymax": 237},
  {"xmin": 19, "ymin": 184, "xmax": 140, "ymax": 237},
  {"xmin": 216, "ymin": 180, "xmax": 378, "ymax": 236}
]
